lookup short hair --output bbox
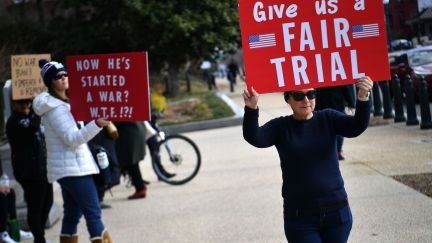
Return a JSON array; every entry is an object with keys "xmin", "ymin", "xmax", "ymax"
[{"xmin": 283, "ymin": 91, "xmax": 291, "ymax": 103}]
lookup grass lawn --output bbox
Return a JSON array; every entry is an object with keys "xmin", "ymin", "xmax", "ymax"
[{"xmin": 155, "ymin": 78, "xmax": 235, "ymax": 126}]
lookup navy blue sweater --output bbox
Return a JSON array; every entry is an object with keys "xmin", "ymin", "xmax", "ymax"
[{"xmin": 243, "ymin": 100, "xmax": 371, "ymax": 208}]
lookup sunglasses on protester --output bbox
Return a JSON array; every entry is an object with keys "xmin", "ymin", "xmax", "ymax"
[
  {"xmin": 291, "ymin": 90, "xmax": 316, "ymax": 101},
  {"xmin": 54, "ymin": 72, "xmax": 68, "ymax": 80}
]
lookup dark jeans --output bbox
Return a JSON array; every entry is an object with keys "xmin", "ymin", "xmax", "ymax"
[
  {"xmin": 19, "ymin": 180, "xmax": 53, "ymax": 243},
  {"xmin": 0, "ymin": 189, "xmax": 16, "ymax": 232},
  {"xmin": 284, "ymin": 204, "xmax": 352, "ymax": 243},
  {"xmin": 58, "ymin": 176, "xmax": 104, "ymax": 238},
  {"xmin": 227, "ymin": 72, "xmax": 236, "ymax": 92}
]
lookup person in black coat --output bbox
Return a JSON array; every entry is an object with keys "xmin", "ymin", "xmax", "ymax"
[
  {"xmin": 6, "ymin": 99, "xmax": 53, "ymax": 243},
  {"xmin": 227, "ymin": 60, "xmax": 239, "ymax": 92},
  {"xmin": 114, "ymin": 122, "xmax": 147, "ymax": 200},
  {"xmin": 315, "ymin": 85, "xmax": 356, "ymax": 160}
]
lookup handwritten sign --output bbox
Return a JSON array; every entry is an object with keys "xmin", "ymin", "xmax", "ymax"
[
  {"xmin": 238, "ymin": 0, "xmax": 390, "ymax": 93},
  {"xmin": 67, "ymin": 52, "xmax": 150, "ymax": 121},
  {"xmin": 11, "ymin": 54, "xmax": 50, "ymax": 100}
]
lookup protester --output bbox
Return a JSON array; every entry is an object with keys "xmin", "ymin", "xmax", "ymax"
[
  {"xmin": 114, "ymin": 122, "xmax": 147, "ymax": 200},
  {"xmin": 242, "ymin": 77, "xmax": 373, "ymax": 243},
  {"xmin": 32, "ymin": 59, "xmax": 113, "ymax": 243},
  {"xmin": 315, "ymin": 85, "xmax": 356, "ymax": 160},
  {"xmin": 6, "ymin": 99, "xmax": 53, "ymax": 243}
]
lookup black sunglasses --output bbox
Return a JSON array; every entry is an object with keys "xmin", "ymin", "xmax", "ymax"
[
  {"xmin": 54, "ymin": 72, "xmax": 68, "ymax": 80},
  {"xmin": 291, "ymin": 90, "xmax": 316, "ymax": 101}
]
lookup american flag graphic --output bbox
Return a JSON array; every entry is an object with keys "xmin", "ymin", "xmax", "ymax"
[
  {"xmin": 249, "ymin": 34, "xmax": 276, "ymax": 49},
  {"xmin": 352, "ymin": 24, "xmax": 380, "ymax": 39}
]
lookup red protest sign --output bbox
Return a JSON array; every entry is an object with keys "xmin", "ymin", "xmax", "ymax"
[
  {"xmin": 238, "ymin": 0, "xmax": 390, "ymax": 93},
  {"xmin": 67, "ymin": 52, "xmax": 150, "ymax": 121}
]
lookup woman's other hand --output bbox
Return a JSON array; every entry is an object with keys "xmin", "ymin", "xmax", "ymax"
[
  {"xmin": 0, "ymin": 185, "xmax": 10, "ymax": 194},
  {"xmin": 96, "ymin": 117, "xmax": 110, "ymax": 127},
  {"xmin": 243, "ymin": 86, "xmax": 259, "ymax": 110},
  {"xmin": 356, "ymin": 76, "xmax": 373, "ymax": 99}
]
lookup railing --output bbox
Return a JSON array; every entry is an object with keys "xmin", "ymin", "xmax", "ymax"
[{"xmin": 370, "ymin": 74, "xmax": 432, "ymax": 129}]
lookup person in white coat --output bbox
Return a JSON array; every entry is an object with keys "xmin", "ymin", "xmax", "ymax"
[{"xmin": 32, "ymin": 59, "xmax": 112, "ymax": 243}]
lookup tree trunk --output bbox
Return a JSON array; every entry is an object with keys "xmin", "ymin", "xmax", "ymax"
[
  {"xmin": 185, "ymin": 70, "xmax": 191, "ymax": 93},
  {"xmin": 184, "ymin": 61, "xmax": 192, "ymax": 93},
  {"xmin": 36, "ymin": 0, "xmax": 45, "ymax": 24},
  {"xmin": 167, "ymin": 64, "xmax": 180, "ymax": 97}
]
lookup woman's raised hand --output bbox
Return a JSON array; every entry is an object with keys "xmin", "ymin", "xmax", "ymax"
[
  {"xmin": 356, "ymin": 76, "xmax": 373, "ymax": 98},
  {"xmin": 243, "ymin": 86, "xmax": 259, "ymax": 109},
  {"xmin": 96, "ymin": 117, "xmax": 110, "ymax": 127}
]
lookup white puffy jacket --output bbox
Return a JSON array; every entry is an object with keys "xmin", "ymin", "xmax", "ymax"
[{"xmin": 33, "ymin": 92, "xmax": 101, "ymax": 183}]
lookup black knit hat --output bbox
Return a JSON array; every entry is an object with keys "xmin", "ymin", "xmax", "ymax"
[{"xmin": 39, "ymin": 59, "xmax": 67, "ymax": 88}]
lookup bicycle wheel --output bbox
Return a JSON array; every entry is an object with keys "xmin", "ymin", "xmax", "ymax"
[{"xmin": 152, "ymin": 134, "xmax": 201, "ymax": 185}]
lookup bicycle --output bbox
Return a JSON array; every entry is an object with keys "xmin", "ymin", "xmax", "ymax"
[{"xmin": 145, "ymin": 116, "xmax": 201, "ymax": 185}]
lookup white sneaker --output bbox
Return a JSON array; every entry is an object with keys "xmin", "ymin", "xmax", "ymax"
[
  {"xmin": 19, "ymin": 230, "xmax": 33, "ymax": 239},
  {"xmin": 1, "ymin": 231, "xmax": 18, "ymax": 243}
]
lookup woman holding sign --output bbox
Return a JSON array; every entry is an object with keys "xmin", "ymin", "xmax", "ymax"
[
  {"xmin": 33, "ymin": 59, "xmax": 113, "ymax": 243},
  {"xmin": 243, "ymin": 77, "xmax": 373, "ymax": 243}
]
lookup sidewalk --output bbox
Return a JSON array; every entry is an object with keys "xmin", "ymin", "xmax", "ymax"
[{"xmin": 38, "ymin": 78, "xmax": 432, "ymax": 243}]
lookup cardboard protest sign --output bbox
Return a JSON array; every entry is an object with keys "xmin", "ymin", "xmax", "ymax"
[
  {"xmin": 67, "ymin": 52, "xmax": 150, "ymax": 121},
  {"xmin": 238, "ymin": 0, "xmax": 390, "ymax": 93},
  {"xmin": 11, "ymin": 54, "xmax": 50, "ymax": 100}
]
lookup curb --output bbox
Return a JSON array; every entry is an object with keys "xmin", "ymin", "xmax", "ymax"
[{"xmin": 161, "ymin": 92, "xmax": 244, "ymax": 134}]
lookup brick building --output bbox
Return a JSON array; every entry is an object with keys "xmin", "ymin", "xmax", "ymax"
[{"xmin": 387, "ymin": 0, "xmax": 432, "ymax": 44}]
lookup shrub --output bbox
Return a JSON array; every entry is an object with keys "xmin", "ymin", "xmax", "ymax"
[{"xmin": 151, "ymin": 91, "xmax": 167, "ymax": 113}]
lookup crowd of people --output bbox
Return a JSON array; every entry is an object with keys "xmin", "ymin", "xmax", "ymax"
[
  {"xmin": 200, "ymin": 58, "xmax": 244, "ymax": 92},
  {"xmin": 1, "ymin": 59, "xmax": 154, "ymax": 243},
  {"xmin": 1, "ymin": 56, "xmax": 372, "ymax": 243}
]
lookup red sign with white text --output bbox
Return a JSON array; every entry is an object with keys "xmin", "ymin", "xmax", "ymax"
[
  {"xmin": 67, "ymin": 52, "xmax": 150, "ymax": 121},
  {"xmin": 238, "ymin": 0, "xmax": 390, "ymax": 93}
]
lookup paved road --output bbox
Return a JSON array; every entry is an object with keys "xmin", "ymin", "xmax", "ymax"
[{"xmin": 37, "ymin": 79, "xmax": 432, "ymax": 243}]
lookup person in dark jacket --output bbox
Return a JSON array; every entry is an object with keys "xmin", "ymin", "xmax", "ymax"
[
  {"xmin": 114, "ymin": 122, "xmax": 147, "ymax": 200},
  {"xmin": 227, "ymin": 60, "xmax": 239, "ymax": 92},
  {"xmin": 242, "ymin": 77, "xmax": 373, "ymax": 243},
  {"xmin": 6, "ymin": 99, "xmax": 52, "ymax": 243},
  {"xmin": 315, "ymin": 85, "xmax": 356, "ymax": 160}
]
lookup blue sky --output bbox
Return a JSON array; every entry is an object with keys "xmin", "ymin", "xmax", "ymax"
[{"xmin": 418, "ymin": 0, "xmax": 432, "ymax": 11}]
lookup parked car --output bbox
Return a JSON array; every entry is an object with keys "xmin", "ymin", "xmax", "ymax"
[
  {"xmin": 389, "ymin": 45, "xmax": 432, "ymax": 99},
  {"xmin": 390, "ymin": 39, "xmax": 413, "ymax": 51}
]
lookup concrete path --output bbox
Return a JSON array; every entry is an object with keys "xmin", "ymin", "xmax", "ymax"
[{"xmin": 37, "ymin": 78, "xmax": 432, "ymax": 243}]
